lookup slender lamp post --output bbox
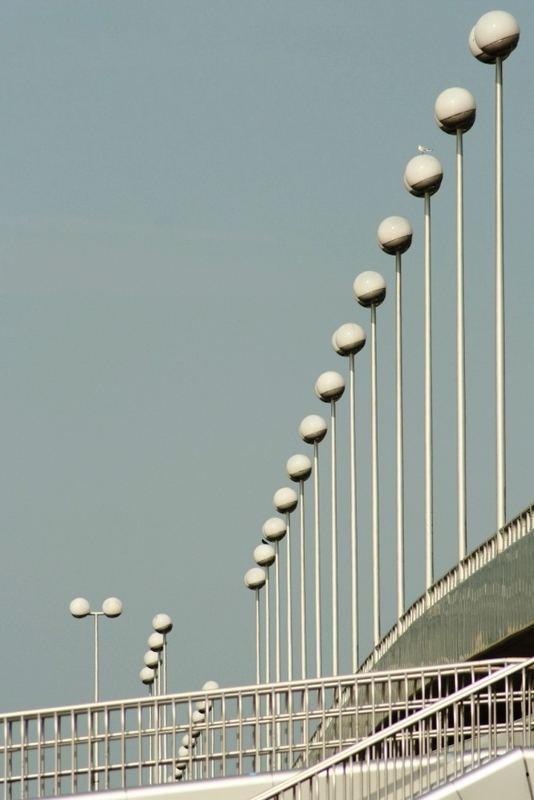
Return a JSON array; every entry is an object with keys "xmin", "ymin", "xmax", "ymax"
[
  {"xmin": 377, "ymin": 216, "xmax": 413, "ymax": 618},
  {"xmin": 69, "ymin": 596, "xmax": 123, "ymax": 702},
  {"xmin": 286, "ymin": 453, "xmax": 312, "ymax": 679},
  {"xmin": 152, "ymin": 613, "xmax": 173, "ymax": 695},
  {"xmin": 314, "ymin": 371, "xmax": 345, "ymax": 676},
  {"xmin": 273, "ymin": 486, "xmax": 298, "ymax": 681},
  {"xmin": 404, "ymin": 155, "xmax": 443, "ymax": 589},
  {"xmin": 143, "ymin": 651, "xmax": 160, "ymax": 693},
  {"xmin": 332, "ymin": 322, "xmax": 366, "ymax": 670},
  {"xmin": 298, "ymin": 414, "xmax": 327, "ymax": 677},
  {"xmin": 469, "ymin": 11, "xmax": 519, "ymax": 531},
  {"xmin": 195, "ymin": 678, "xmax": 219, "ymax": 778},
  {"xmin": 434, "ymin": 88, "xmax": 477, "ymax": 562},
  {"xmin": 148, "ymin": 631, "xmax": 164, "ymax": 695},
  {"xmin": 244, "ymin": 567, "xmax": 266, "ymax": 684},
  {"xmin": 262, "ymin": 516, "xmax": 287, "ymax": 681},
  {"xmin": 253, "ymin": 542, "xmax": 276, "ymax": 683},
  {"xmin": 353, "ymin": 271, "xmax": 386, "ymax": 647}
]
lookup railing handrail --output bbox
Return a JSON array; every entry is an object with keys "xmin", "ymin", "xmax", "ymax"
[
  {"xmin": 250, "ymin": 656, "xmax": 534, "ymax": 799},
  {"xmin": 360, "ymin": 501, "xmax": 534, "ymax": 672},
  {"xmin": 0, "ymin": 658, "xmax": 519, "ymax": 721}
]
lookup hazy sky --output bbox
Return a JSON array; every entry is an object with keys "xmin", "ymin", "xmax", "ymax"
[{"xmin": 1, "ymin": 1, "xmax": 533, "ymax": 712}]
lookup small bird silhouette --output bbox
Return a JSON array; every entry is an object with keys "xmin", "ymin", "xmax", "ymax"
[{"xmin": 417, "ymin": 144, "xmax": 433, "ymax": 154}]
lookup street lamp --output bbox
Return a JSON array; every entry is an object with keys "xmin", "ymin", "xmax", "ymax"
[
  {"xmin": 404, "ymin": 154, "xmax": 443, "ymax": 589},
  {"xmin": 152, "ymin": 613, "xmax": 173, "ymax": 695},
  {"xmin": 377, "ymin": 216, "xmax": 412, "ymax": 619},
  {"xmin": 69, "ymin": 596, "xmax": 123, "ymax": 702},
  {"xmin": 273, "ymin": 486, "xmax": 298, "ymax": 681},
  {"xmin": 286, "ymin": 453, "xmax": 312, "ymax": 679},
  {"xmin": 314, "ymin": 371, "xmax": 345, "ymax": 675},
  {"xmin": 244, "ymin": 566, "xmax": 267, "ymax": 684},
  {"xmin": 435, "ymin": 87, "xmax": 476, "ymax": 562},
  {"xmin": 298, "ymin": 414, "xmax": 327, "ymax": 676},
  {"xmin": 253, "ymin": 542, "xmax": 276, "ymax": 682},
  {"xmin": 262, "ymin": 516, "xmax": 287, "ymax": 682},
  {"xmin": 332, "ymin": 322, "xmax": 366, "ymax": 670},
  {"xmin": 354, "ymin": 270, "xmax": 386, "ymax": 647},
  {"xmin": 470, "ymin": 11, "xmax": 520, "ymax": 531}
]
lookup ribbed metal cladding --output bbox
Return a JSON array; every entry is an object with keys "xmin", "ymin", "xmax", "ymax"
[{"xmin": 373, "ymin": 531, "xmax": 534, "ymax": 671}]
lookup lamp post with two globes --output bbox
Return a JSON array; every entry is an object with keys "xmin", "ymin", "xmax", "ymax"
[{"xmin": 69, "ymin": 596, "xmax": 123, "ymax": 703}]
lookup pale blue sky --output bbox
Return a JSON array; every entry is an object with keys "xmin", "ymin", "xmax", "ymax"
[{"xmin": 1, "ymin": 1, "xmax": 533, "ymax": 711}]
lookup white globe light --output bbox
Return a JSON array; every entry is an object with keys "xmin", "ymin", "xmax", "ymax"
[
  {"xmin": 152, "ymin": 613, "xmax": 173, "ymax": 634},
  {"xmin": 253, "ymin": 543, "xmax": 276, "ymax": 567},
  {"xmin": 286, "ymin": 453, "xmax": 312, "ymax": 482},
  {"xmin": 148, "ymin": 631, "xmax": 165, "ymax": 652},
  {"xmin": 177, "ymin": 745, "xmax": 190, "ymax": 760},
  {"xmin": 139, "ymin": 666, "xmax": 155, "ymax": 685},
  {"xmin": 298, "ymin": 414, "xmax": 327, "ymax": 444},
  {"xmin": 377, "ymin": 216, "xmax": 413, "ymax": 255},
  {"xmin": 191, "ymin": 709, "xmax": 205, "ymax": 725},
  {"xmin": 473, "ymin": 10, "xmax": 519, "ymax": 59},
  {"xmin": 314, "ymin": 371, "xmax": 345, "ymax": 402},
  {"xmin": 244, "ymin": 566, "xmax": 266, "ymax": 590},
  {"xmin": 181, "ymin": 734, "xmax": 195, "ymax": 748},
  {"xmin": 435, "ymin": 88, "xmax": 476, "ymax": 134},
  {"xmin": 175, "ymin": 769, "xmax": 184, "ymax": 780},
  {"xmin": 102, "ymin": 597, "xmax": 123, "ymax": 618},
  {"xmin": 332, "ymin": 323, "xmax": 366, "ymax": 356},
  {"xmin": 469, "ymin": 25, "xmax": 496, "ymax": 63},
  {"xmin": 144, "ymin": 650, "xmax": 159, "ymax": 669},
  {"xmin": 353, "ymin": 271, "xmax": 386, "ymax": 307},
  {"xmin": 69, "ymin": 597, "xmax": 91, "ymax": 618},
  {"xmin": 262, "ymin": 516, "xmax": 287, "ymax": 542},
  {"xmin": 273, "ymin": 486, "xmax": 298, "ymax": 513},
  {"xmin": 195, "ymin": 679, "xmax": 220, "ymax": 711},
  {"xmin": 404, "ymin": 154, "xmax": 443, "ymax": 197},
  {"xmin": 202, "ymin": 679, "xmax": 219, "ymax": 691}
]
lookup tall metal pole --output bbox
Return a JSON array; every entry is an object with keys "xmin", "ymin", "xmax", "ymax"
[
  {"xmin": 424, "ymin": 192, "xmax": 434, "ymax": 589},
  {"xmin": 348, "ymin": 353, "xmax": 358, "ymax": 670},
  {"xmin": 370, "ymin": 304, "xmax": 380, "ymax": 646},
  {"xmin": 330, "ymin": 399, "xmax": 339, "ymax": 675},
  {"xmin": 93, "ymin": 613, "xmax": 100, "ymax": 703},
  {"xmin": 274, "ymin": 541, "xmax": 281, "ymax": 681},
  {"xmin": 456, "ymin": 130, "xmax": 467, "ymax": 559},
  {"xmin": 495, "ymin": 56, "xmax": 506, "ymax": 530},
  {"xmin": 255, "ymin": 589, "xmax": 261, "ymax": 686},
  {"xmin": 265, "ymin": 566, "xmax": 270, "ymax": 683},
  {"xmin": 285, "ymin": 512, "xmax": 293, "ymax": 681},
  {"xmin": 313, "ymin": 442, "xmax": 322, "ymax": 676},
  {"xmin": 395, "ymin": 252, "xmax": 405, "ymax": 615},
  {"xmin": 298, "ymin": 481, "xmax": 307, "ymax": 679}
]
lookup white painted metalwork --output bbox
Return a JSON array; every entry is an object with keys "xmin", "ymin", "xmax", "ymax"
[
  {"xmin": 0, "ymin": 660, "xmax": 515, "ymax": 797},
  {"xmin": 250, "ymin": 657, "xmax": 534, "ymax": 800}
]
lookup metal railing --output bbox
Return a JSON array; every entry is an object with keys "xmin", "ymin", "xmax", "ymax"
[
  {"xmin": 250, "ymin": 657, "xmax": 534, "ymax": 800},
  {"xmin": 360, "ymin": 502, "xmax": 534, "ymax": 672},
  {"xmin": 0, "ymin": 661, "xmax": 515, "ymax": 798}
]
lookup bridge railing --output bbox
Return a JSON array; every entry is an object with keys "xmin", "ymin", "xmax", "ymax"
[
  {"xmin": 250, "ymin": 657, "xmax": 534, "ymax": 800},
  {"xmin": 360, "ymin": 501, "xmax": 534, "ymax": 672},
  {"xmin": 0, "ymin": 660, "xmax": 515, "ymax": 798}
]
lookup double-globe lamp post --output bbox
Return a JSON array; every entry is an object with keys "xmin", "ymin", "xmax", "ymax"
[{"xmin": 69, "ymin": 596, "xmax": 123, "ymax": 703}]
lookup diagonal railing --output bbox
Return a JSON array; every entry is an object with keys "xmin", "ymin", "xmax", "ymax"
[
  {"xmin": 0, "ymin": 660, "xmax": 515, "ymax": 798},
  {"xmin": 360, "ymin": 501, "xmax": 534, "ymax": 672},
  {"xmin": 250, "ymin": 657, "xmax": 534, "ymax": 800}
]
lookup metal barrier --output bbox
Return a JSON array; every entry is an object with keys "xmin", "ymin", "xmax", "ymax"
[
  {"xmin": 250, "ymin": 657, "xmax": 534, "ymax": 800},
  {"xmin": 0, "ymin": 661, "xmax": 515, "ymax": 798},
  {"xmin": 359, "ymin": 502, "xmax": 534, "ymax": 672}
]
